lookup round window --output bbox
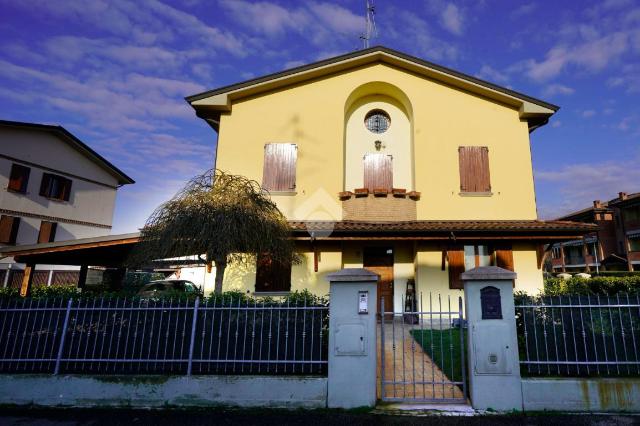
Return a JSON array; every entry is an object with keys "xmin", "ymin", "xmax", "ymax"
[{"xmin": 364, "ymin": 109, "xmax": 391, "ymax": 134}]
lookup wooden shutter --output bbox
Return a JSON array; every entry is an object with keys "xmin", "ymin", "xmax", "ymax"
[
  {"xmin": 0, "ymin": 215, "xmax": 20, "ymax": 244},
  {"xmin": 38, "ymin": 221, "xmax": 57, "ymax": 243},
  {"xmin": 447, "ymin": 246, "xmax": 465, "ymax": 289},
  {"xmin": 255, "ymin": 254, "xmax": 292, "ymax": 292},
  {"xmin": 61, "ymin": 177, "xmax": 72, "ymax": 201},
  {"xmin": 262, "ymin": 143, "xmax": 297, "ymax": 191},
  {"xmin": 39, "ymin": 173, "xmax": 52, "ymax": 197},
  {"xmin": 8, "ymin": 164, "xmax": 30, "ymax": 193},
  {"xmin": 458, "ymin": 146, "xmax": 491, "ymax": 192},
  {"xmin": 363, "ymin": 153, "xmax": 393, "ymax": 191},
  {"xmin": 494, "ymin": 243, "xmax": 514, "ymax": 271}
]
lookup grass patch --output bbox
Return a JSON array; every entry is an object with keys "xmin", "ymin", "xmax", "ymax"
[{"xmin": 410, "ymin": 328, "xmax": 466, "ymax": 383}]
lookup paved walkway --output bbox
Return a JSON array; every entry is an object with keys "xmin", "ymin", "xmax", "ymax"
[{"xmin": 377, "ymin": 319, "xmax": 465, "ymax": 402}]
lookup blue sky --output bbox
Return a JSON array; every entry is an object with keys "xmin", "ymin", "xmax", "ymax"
[{"xmin": 1, "ymin": 0, "xmax": 639, "ymax": 233}]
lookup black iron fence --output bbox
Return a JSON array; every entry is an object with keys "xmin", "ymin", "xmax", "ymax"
[
  {"xmin": 0, "ymin": 297, "xmax": 329, "ymax": 375},
  {"xmin": 516, "ymin": 294, "xmax": 640, "ymax": 376}
]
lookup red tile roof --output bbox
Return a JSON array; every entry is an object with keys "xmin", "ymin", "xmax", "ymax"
[{"xmin": 289, "ymin": 220, "xmax": 597, "ymax": 234}]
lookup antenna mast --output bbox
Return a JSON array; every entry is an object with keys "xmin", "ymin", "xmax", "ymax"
[{"xmin": 360, "ymin": 0, "xmax": 377, "ymax": 49}]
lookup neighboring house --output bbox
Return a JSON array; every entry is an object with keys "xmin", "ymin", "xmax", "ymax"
[
  {"xmin": 184, "ymin": 46, "xmax": 593, "ymax": 305},
  {"xmin": 550, "ymin": 192, "xmax": 640, "ymax": 273},
  {"xmin": 0, "ymin": 120, "xmax": 134, "ymax": 288}
]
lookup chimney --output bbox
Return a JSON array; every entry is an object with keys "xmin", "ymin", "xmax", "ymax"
[
  {"xmin": 619, "ymin": 192, "xmax": 628, "ymax": 200},
  {"xmin": 593, "ymin": 200, "xmax": 602, "ymax": 208}
]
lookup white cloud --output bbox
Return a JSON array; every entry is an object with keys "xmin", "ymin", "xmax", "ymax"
[
  {"xmin": 387, "ymin": 10, "xmax": 458, "ymax": 61},
  {"xmin": 218, "ymin": 0, "xmax": 361, "ymax": 48},
  {"xmin": 582, "ymin": 110, "xmax": 596, "ymax": 118},
  {"xmin": 511, "ymin": 3, "xmax": 536, "ymax": 19},
  {"xmin": 551, "ymin": 120, "xmax": 562, "ymax": 128},
  {"xmin": 542, "ymin": 83, "xmax": 575, "ymax": 97},
  {"xmin": 440, "ymin": 3, "xmax": 464, "ymax": 35},
  {"xmin": 515, "ymin": 31, "xmax": 632, "ymax": 81},
  {"xmin": 537, "ymin": 158, "xmax": 640, "ymax": 218},
  {"xmin": 476, "ymin": 65, "xmax": 509, "ymax": 84}
]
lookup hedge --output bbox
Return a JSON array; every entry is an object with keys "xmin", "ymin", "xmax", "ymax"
[{"xmin": 543, "ymin": 275, "xmax": 640, "ymax": 296}]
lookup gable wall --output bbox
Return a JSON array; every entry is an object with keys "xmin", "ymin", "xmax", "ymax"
[{"xmin": 216, "ymin": 63, "xmax": 537, "ymax": 221}]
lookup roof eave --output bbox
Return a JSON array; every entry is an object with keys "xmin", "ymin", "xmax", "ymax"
[{"xmin": 186, "ymin": 46, "xmax": 558, "ymax": 132}]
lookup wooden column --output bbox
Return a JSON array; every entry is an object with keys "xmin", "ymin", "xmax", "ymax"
[
  {"xmin": 77, "ymin": 265, "xmax": 88, "ymax": 290},
  {"xmin": 560, "ymin": 245, "xmax": 566, "ymax": 273},
  {"xmin": 20, "ymin": 263, "xmax": 36, "ymax": 297}
]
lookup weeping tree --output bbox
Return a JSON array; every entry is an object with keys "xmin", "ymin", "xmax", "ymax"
[{"xmin": 130, "ymin": 169, "xmax": 297, "ymax": 294}]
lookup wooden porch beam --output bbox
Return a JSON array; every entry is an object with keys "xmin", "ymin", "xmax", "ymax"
[{"xmin": 20, "ymin": 263, "xmax": 35, "ymax": 297}]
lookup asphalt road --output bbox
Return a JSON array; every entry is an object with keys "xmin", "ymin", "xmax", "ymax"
[{"xmin": 0, "ymin": 409, "xmax": 638, "ymax": 426}]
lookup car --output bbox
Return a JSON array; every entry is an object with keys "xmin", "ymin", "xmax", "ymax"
[{"xmin": 137, "ymin": 279, "xmax": 203, "ymax": 298}]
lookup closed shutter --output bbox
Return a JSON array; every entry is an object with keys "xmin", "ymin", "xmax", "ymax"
[
  {"xmin": 494, "ymin": 243, "xmax": 514, "ymax": 271},
  {"xmin": 447, "ymin": 246, "xmax": 465, "ymax": 289},
  {"xmin": 0, "ymin": 215, "xmax": 20, "ymax": 244},
  {"xmin": 255, "ymin": 254, "xmax": 292, "ymax": 292},
  {"xmin": 458, "ymin": 146, "xmax": 491, "ymax": 192},
  {"xmin": 8, "ymin": 164, "xmax": 30, "ymax": 193},
  {"xmin": 262, "ymin": 143, "xmax": 297, "ymax": 191},
  {"xmin": 38, "ymin": 221, "xmax": 57, "ymax": 243},
  {"xmin": 363, "ymin": 153, "xmax": 393, "ymax": 191}
]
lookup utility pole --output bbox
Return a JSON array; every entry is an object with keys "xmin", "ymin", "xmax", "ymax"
[{"xmin": 360, "ymin": 0, "xmax": 377, "ymax": 49}]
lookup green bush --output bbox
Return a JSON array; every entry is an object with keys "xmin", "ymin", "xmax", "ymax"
[{"xmin": 543, "ymin": 275, "xmax": 640, "ymax": 296}]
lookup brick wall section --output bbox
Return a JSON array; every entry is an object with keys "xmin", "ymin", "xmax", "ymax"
[{"xmin": 342, "ymin": 195, "xmax": 417, "ymax": 221}]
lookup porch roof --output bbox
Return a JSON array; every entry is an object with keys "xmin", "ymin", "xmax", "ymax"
[{"xmin": 289, "ymin": 219, "xmax": 597, "ymax": 241}]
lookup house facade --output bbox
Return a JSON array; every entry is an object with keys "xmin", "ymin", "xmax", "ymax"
[
  {"xmin": 550, "ymin": 192, "xmax": 640, "ymax": 272},
  {"xmin": 0, "ymin": 120, "xmax": 134, "ymax": 288},
  {"xmin": 187, "ymin": 47, "xmax": 594, "ymax": 307}
]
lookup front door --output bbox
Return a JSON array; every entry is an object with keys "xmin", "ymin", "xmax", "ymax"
[{"xmin": 363, "ymin": 247, "xmax": 394, "ymax": 313}]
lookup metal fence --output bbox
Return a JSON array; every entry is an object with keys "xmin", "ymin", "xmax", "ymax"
[
  {"xmin": 0, "ymin": 297, "xmax": 329, "ymax": 375},
  {"xmin": 516, "ymin": 294, "xmax": 640, "ymax": 376}
]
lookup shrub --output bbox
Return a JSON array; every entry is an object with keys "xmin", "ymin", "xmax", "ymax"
[{"xmin": 543, "ymin": 275, "xmax": 640, "ymax": 296}]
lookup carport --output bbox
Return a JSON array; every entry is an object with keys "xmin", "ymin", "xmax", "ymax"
[{"xmin": 0, "ymin": 233, "xmax": 140, "ymax": 296}]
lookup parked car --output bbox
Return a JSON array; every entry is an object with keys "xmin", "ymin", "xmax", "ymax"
[{"xmin": 137, "ymin": 280, "xmax": 202, "ymax": 298}]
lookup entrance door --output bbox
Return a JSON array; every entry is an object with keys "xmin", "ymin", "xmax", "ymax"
[{"xmin": 363, "ymin": 247, "xmax": 393, "ymax": 313}]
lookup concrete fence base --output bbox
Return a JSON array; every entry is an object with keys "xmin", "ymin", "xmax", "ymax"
[
  {"xmin": 0, "ymin": 375, "xmax": 327, "ymax": 409},
  {"xmin": 522, "ymin": 378, "xmax": 640, "ymax": 412}
]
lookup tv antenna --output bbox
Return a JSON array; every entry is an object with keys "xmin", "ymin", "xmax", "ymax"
[{"xmin": 360, "ymin": 0, "xmax": 377, "ymax": 49}]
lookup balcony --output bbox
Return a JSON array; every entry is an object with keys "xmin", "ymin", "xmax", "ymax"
[{"xmin": 338, "ymin": 188, "xmax": 420, "ymax": 221}]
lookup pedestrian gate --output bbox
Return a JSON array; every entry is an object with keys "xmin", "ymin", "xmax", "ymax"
[{"xmin": 378, "ymin": 294, "xmax": 467, "ymax": 403}]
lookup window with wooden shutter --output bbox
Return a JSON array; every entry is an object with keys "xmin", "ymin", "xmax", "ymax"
[
  {"xmin": 40, "ymin": 173, "xmax": 72, "ymax": 201},
  {"xmin": 38, "ymin": 221, "xmax": 57, "ymax": 243},
  {"xmin": 494, "ymin": 243, "xmax": 514, "ymax": 271},
  {"xmin": 447, "ymin": 246, "xmax": 465, "ymax": 289},
  {"xmin": 255, "ymin": 254, "xmax": 292, "ymax": 293},
  {"xmin": 363, "ymin": 153, "xmax": 393, "ymax": 191},
  {"xmin": 458, "ymin": 146, "xmax": 491, "ymax": 193},
  {"xmin": 0, "ymin": 215, "xmax": 20, "ymax": 244},
  {"xmin": 262, "ymin": 143, "xmax": 297, "ymax": 192},
  {"xmin": 8, "ymin": 164, "xmax": 30, "ymax": 193}
]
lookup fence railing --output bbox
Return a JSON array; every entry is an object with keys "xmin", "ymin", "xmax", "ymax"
[
  {"xmin": 515, "ymin": 294, "xmax": 640, "ymax": 376},
  {"xmin": 0, "ymin": 297, "xmax": 329, "ymax": 376}
]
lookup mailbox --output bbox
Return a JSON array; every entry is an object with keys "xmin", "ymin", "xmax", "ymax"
[{"xmin": 480, "ymin": 286, "xmax": 502, "ymax": 319}]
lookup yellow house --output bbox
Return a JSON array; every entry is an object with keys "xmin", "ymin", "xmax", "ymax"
[{"xmin": 186, "ymin": 46, "xmax": 594, "ymax": 311}]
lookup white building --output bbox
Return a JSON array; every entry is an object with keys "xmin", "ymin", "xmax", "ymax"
[{"xmin": 0, "ymin": 120, "xmax": 134, "ymax": 287}]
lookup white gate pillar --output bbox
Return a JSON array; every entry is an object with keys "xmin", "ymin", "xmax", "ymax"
[
  {"xmin": 462, "ymin": 266, "xmax": 523, "ymax": 411},
  {"xmin": 326, "ymin": 268, "xmax": 378, "ymax": 408}
]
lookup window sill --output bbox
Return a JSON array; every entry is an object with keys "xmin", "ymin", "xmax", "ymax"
[
  {"xmin": 267, "ymin": 191, "xmax": 297, "ymax": 196},
  {"xmin": 459, "ymin": 192, "xmax": 493, "ymax": 197},
  {"xmin": 252, "ymin": 291, "xmax": 291, "ymax": 297},
  {"xmin": 6, "ymin": 188, "xmax": 27, "ymax": 195}
]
